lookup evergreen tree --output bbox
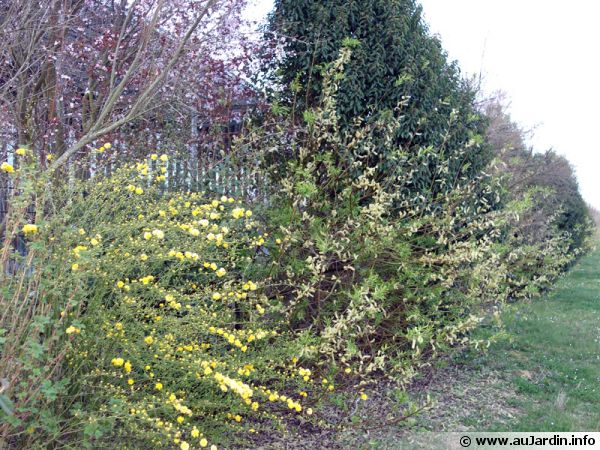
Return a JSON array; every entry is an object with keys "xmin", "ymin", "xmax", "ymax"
[{"xmin": 265, "ymin": 0, "xmax": 491, "ymax": 195}]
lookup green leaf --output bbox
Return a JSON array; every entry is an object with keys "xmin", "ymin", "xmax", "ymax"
[{"xmin": 0, "ymin": 394, "xmax": 14, "ymax": 416}]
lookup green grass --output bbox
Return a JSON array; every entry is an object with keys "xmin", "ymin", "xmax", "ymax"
[{"xmin": 454, "ymin": 247, "xmax": 600, "ymax": 431}]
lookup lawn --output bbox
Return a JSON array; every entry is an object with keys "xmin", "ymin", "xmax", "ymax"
[
  {"xmin": 478, "ymin": 247, "xmax": 600, "ymax": 431},
  {"xmin": 412, "ymin": 245, "xmax": 600, "ymax": 433}
]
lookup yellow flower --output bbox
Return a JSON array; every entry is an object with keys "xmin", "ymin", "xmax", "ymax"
[
  {"xmin": 104, "ymin": 143, "xmax": 112, "ymax": 149},
  {"xmin": 200, "ymin": 438, "xmax": 208, "ymax": 447},
  {"xmin": 140, "ymin": 275, "xmax": 154, "ymax": 285},
  {"xmin": 180, "ymin": 442, "xmax": 190, "ymax": 450},
  {"xmin": 71, "ymin": 263, "xmax": 79, "ymax": 271},
  {"xmin": 90, "ymin": 238, "xmax": 99, "ymax": 246},
  {"xmin": 116, "ymin": 281, "xmax": 125, "ymax": 288},
  {"xmin": 212, "ymin": 292, "xmax": 222, "ymax": 300},
  {"xmin": 0, "ymin": 162, "xmax": 14, "ymax": 173},
  {"xmin": 65, "ymin": 325, "xmax": 80, "ymax": 334},
  {"xmin": 231, "ymin": 208, "xmax": 245, "ymax": 219},
  {"xmin": 191, "ymin": 427, "xmax": 200, "ymax": 438},
  {"xmin": 111, "ymin": 358, "xmax": 124, "ymax": 367},
  {"xmin": 152, "ymin": 229, "xmax": 165, "ymax": 239},
  {"xmin": 46, "ymin": 153, "xmax": 54, "ymax": 161},
  {"xmin": 143, "ymin": 232, "xmax": 152, "ymax": 240},
  {"xmin": 155, "ymin": 382, "xmax": 163, "ymax": 391},
  {"xmin": 160, "ymin": 154, "xmax": 168, "ymax": 162},
  {"xmin": 144, "ymin": 336, "xmax": 154, "ymax": 345},
  {"xmin": 176, "ymin": 416, "xmax": 184, "ymax": 423},
  {"xmin": 22, "ymin": 224, "xmax": 38, "ymax": 235},
  {"xmin": 360, "ymin": 392, "xmax": 368, "ymax": 401},
  {"xmin": 124, "ymin": 361, "xmax": 132, "ymax": 373},
  {"xmin": 127, "ymin": 378, "xmax": 134, "ymax": 385},
  {"xmin": 15, "ymin": 148, "xmax": 27, "ymax": 156},
  {"xmin": 150, "ymin": 154, "xmax": 158, "ymax": 161},
  {"xmin": 135, "ymin": 187, "xmax": 143, "ymax": 195}
]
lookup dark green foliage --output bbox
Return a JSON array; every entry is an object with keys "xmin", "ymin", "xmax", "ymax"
[{"xmin": 264, "ymin": 0, "xmax": 491, "ymax": 196}]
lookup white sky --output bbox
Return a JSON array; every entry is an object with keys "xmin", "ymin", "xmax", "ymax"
[{"xmin": 246, "ymin": 0, "xmax": 600, "ymax": 209}]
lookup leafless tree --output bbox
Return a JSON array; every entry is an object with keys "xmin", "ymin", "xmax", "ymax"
[{"xmin": 0, "ymin": 0, "xmax": 248, "ymax": 173}]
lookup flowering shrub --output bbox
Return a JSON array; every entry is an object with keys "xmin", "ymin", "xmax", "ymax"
[
  {"xmin": 54, "ymin": 159, "xmax": 331, "ymax": 448},
  {"xmin": 1, "ymin": 156, "xmax": 328, "ymax": 449}
]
